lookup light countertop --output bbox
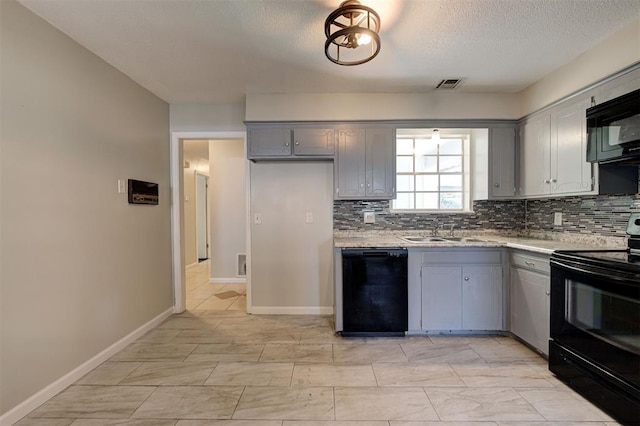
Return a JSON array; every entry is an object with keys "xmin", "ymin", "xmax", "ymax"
[{"xmin": 333, "ymin": 233, "xmax": 626, "ymax": 255}]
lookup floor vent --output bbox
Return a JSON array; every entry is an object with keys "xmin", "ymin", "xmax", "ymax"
[
  {"xmin": 237, "ymin": 253, "xmax": 246, "ymax": 277},
  {"xmin": 435, "ymin": 78, "xmax": 462, "ymax": 89}
]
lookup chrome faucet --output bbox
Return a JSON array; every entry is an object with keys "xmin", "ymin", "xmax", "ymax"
[
  {"xmin": 431, "ymin": 223, "xmax": 440, "ymax": 236},
  {"xmin": 449, "ymin": 224, "xmax": 455, "ymax": 237}
]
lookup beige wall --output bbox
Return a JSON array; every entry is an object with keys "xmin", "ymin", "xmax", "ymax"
[
  {"xmin": 183, "ymin": 166, "xmax": 198, "ymax": 266},
  {"xmin": 0, "ymin": 0, "xmax": 172, "ymax": 416},
  {"xmin": 250, "ymin": 162, "xmax": 333, "ymax": 313},
  {"xmin": 521, "ymin": 19, "xmax": 640, "ymax": 115},
  {"xmin": 209, "ymin": 139, "xmax": 246, "ymax": 280},
  {"xmin": 183, "ymin": 140, "xmax": 210, "ymax": 267},
  {"xmin": 170, "ymin": 103, "xmax": 246, "ymax": 132}
]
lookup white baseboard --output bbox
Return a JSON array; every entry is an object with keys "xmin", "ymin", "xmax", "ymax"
[
  {"xmin": 0, "ymin": 307, "xmax": 174, "ymax": 426},
  {"xmin": 248, "ymin": 306, "xmax": 334, "ymax": 315},
  {"xmin": 209, "ymin": 278, "xmax": 246, "ymax": 284}
]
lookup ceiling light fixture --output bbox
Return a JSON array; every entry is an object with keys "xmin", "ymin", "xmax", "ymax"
[{"xmin": 324, "ymin": 0, "xmax": 381, "ymax": 66}]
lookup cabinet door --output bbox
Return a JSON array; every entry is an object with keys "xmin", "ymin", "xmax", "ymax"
[
  {"xmin": 489, "ymin": 127, "xmax": 516, "ymax": 198},
  {"xmin": 335, "ymin": 129, "xmax": 366, "ymax": 198},
  {"xmin": 248, "ymin": 127, "xmax": 292, "ymax": 157},
  {"xmin": 421, "ymin": 266, "xmax": 462, "ymax": 330},
  {"xmin": 462, "ymin": 266, "xmax": 503, "ymax": 330},
  {"xmin": 293, "ymin": 128, "xmax": 335, "ymax": 156},
  {"xmin": 365, "ymin": 128, "xmax": 395, "ymax": 198},
  {"xmin": 520, "ymin": 114, "xmax": 551, "ymax": 196},
  {"xmin": 550, "ymin": 98, "xmax": 594, "ymax": 194},
  {"xmin": 510, "ymin": 267, "xmax": 550, "ymax": 355}
]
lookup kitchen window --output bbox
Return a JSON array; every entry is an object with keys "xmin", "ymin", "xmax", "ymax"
[{"xmin": 392, "ymin": 129, "xmax": 471, "ymax": 212}]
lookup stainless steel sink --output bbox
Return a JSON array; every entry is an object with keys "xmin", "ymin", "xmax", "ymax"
[
  {"xmin": 401, "ymin": 236, "xmax": 449, "ymax": 243},
  {"xmin": 444, "ymin": 237, "xmax": 493, "ymax": 242}
]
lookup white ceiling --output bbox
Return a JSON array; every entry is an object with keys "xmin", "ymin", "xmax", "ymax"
[{"xmin": 19, "ymin": 0, "xmax": 640, "ymax": 104}]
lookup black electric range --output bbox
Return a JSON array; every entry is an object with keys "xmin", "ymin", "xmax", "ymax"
[{"xmin": 548, "ymin": 214, "xmax": 640, "ymax": 425}]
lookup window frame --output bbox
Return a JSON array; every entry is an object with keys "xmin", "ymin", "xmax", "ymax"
[{"xmin": 391, "ymin": 130, "xmax": 472, "ymax": 213}]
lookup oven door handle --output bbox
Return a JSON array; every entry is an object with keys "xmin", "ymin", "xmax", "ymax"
[{"xmin": 550, "ymin": 259, "xmax": 638, "ymax": 284}]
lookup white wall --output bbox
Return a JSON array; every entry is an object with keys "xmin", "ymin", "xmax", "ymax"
[
  {"xmin": 521, "ymin": 19, "xmax": 640, "ymax": 116},
  {"xmin": 246, "ymin": 92, "xmax": 522, "ymax": 121},
  {"xmin": 250, "ymin": 162, "xmax": 334, "ymax": 313},
  {"xmin": 0, "ymin": 0, "xmax": 172, "ymax": 417},
  {"xmin": 208, "ymin": 139, "xmax": 246, "ymax": 281}
]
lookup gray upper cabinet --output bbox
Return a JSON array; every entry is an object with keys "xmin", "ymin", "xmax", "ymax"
[
  {"xmin": 519, "ymin": 96, "xmax": 595, "ymax": 198},
  {"xmin": 335, "ymin": 127, "xmax": 395, "ymax": 200},
  {"xmin": 292, "ymin": 128, "xmax": 335, "ymax": 156},
  {"xmin": 489, "ymin": 127, "xmax": 517, "ymax": 198},
  {"xmin": 247, "ymin": 125, "xmax": 335, "ymax": 160},
  {"xmin": 550, "ymin": 97, "xmax": 593, "ymax": 194},
  {"xmin": 248, "ymin": 127, "xmax": 292, "ymax": 158}
]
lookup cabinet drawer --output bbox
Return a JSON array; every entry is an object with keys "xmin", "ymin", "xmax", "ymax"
[
  {"xmin": 421, "ymin": 250, "xmax": 502, "ymax": 265},
  {"xmin": 510, "ymin": 252, "xmax": 550, "ymax": 274}
]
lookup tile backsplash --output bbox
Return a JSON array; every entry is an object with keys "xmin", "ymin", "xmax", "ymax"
[
  {"xmin": 526, "ymin": 194, "xmax": 639, "ymax": 238},
  {"xmin": 333, "ymin": 199, "xmax": 526, "ymax": 232},
  {"xmin": 334, "ymin": 191, "xmax": 639, "ymax": 238}
]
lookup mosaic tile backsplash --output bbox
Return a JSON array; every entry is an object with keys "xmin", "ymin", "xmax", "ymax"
[
  {"xmin": 334, "ymin": 172, "xmax": 639, "ymax": 238},
  {"xmin": 333, "ymin": 199, "xmax": 526, "ymax": 232}
]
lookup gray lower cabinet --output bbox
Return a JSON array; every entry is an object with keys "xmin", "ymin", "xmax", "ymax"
[
  {"xmin": 509, "ymin": 250, "xmax": 550, "ymax": 355},
  {"xmin": 408, "ymin": 249, "xmax": 505, "ymax": 332},
  {"xmin": 334, "ymin": 127, "xmax": 395, "ymax": 199},
  {"xmin": 247, "ymin": 126, "xmax": 335, "ymax": 159}
]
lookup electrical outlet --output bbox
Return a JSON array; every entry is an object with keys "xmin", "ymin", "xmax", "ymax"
[
  {"xmin": 554, "ymin": 212, "xmax": 563, "ymax": 226},
  {"xmin": 306, "ymin": 212, "xmax": 314, "ymax": 223},
  {"xmin": 363, "ymin": 211, "xmax": 375, "ymax": 224}
]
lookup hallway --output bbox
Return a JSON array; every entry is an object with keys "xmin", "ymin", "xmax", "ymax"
[{"xmin": 185, "ymin": 260, "xmax": 246, "ymax": 312}]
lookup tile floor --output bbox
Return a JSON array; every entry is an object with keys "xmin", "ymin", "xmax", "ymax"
[{"xmin": 16, "ymin": 261, "xmax": 619, "ymax": 425}]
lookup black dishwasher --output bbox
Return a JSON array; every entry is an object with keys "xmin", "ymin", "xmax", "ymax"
[{"xmin": 341, "ymin": 248, "xmax": 408, "ymax": 336}]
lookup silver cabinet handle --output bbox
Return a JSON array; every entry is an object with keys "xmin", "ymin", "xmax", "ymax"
[
  {"xmin": 525, "ymin": 261, "xmax": 535, "ymax": 266},
  {"xmin": 360, "ymin": 183, "xmax": 364, "ymax": 188},
  {"xmin": 464, "ymin": 276, "xmax": 470, "ymax": 281},
  {"xmin": 546, "ymin": 291, "xmax": 550, "ymax": 296},
  {"xmin": 544, "ymin": 179, "xmax": 550, "ymax": 184},
  {"xmin": 494, "ymin": 183, "xmax": 500, "ymax": 188},
  {"xmin": 551, "ymin": 178, "xmax": 557, "ymax": 183},
  {"xmin": 295, "ymin": 141, "xmax": 300, "ymax": 146},
  {"xmin": 285, "ymin": 142, "xmax": 290, "ymax": 147}
]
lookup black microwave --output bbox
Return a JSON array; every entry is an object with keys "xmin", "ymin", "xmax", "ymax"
[{"xmin": 587, "ymin": 88, "xmax": 640, "ymax": 164}]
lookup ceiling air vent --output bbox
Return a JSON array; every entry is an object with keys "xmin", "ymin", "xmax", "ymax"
[{"xmin": 435, "ymin": 79, "xmax": 462, "ymax": 90}]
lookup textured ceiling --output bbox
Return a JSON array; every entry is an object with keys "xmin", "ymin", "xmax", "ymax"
[{"xmin": 19, "ymin": 0, "xmax": 640, "ymax": 103}]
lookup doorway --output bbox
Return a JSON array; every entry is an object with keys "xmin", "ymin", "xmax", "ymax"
[{"xmin": 170, "ymin": 131, "xmax": 249, "ymax": 314}]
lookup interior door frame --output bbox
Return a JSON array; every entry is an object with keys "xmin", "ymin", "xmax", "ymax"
[{"xmin": 170, "ymin": 131, "xmax": 248, "ymax": 313}]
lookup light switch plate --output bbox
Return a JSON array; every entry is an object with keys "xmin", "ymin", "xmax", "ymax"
[
  {"xmin": 363, "ymin": 211, "xmax": 375, "ymax": 224},
  {"xmin": 117, "ymin": 179, "xmax": 126, "ymax": 194}
]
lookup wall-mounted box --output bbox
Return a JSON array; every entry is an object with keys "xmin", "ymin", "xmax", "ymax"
[{"xmin": 128, "ymin": 179, "xmax": 159, "ymax": 205}]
